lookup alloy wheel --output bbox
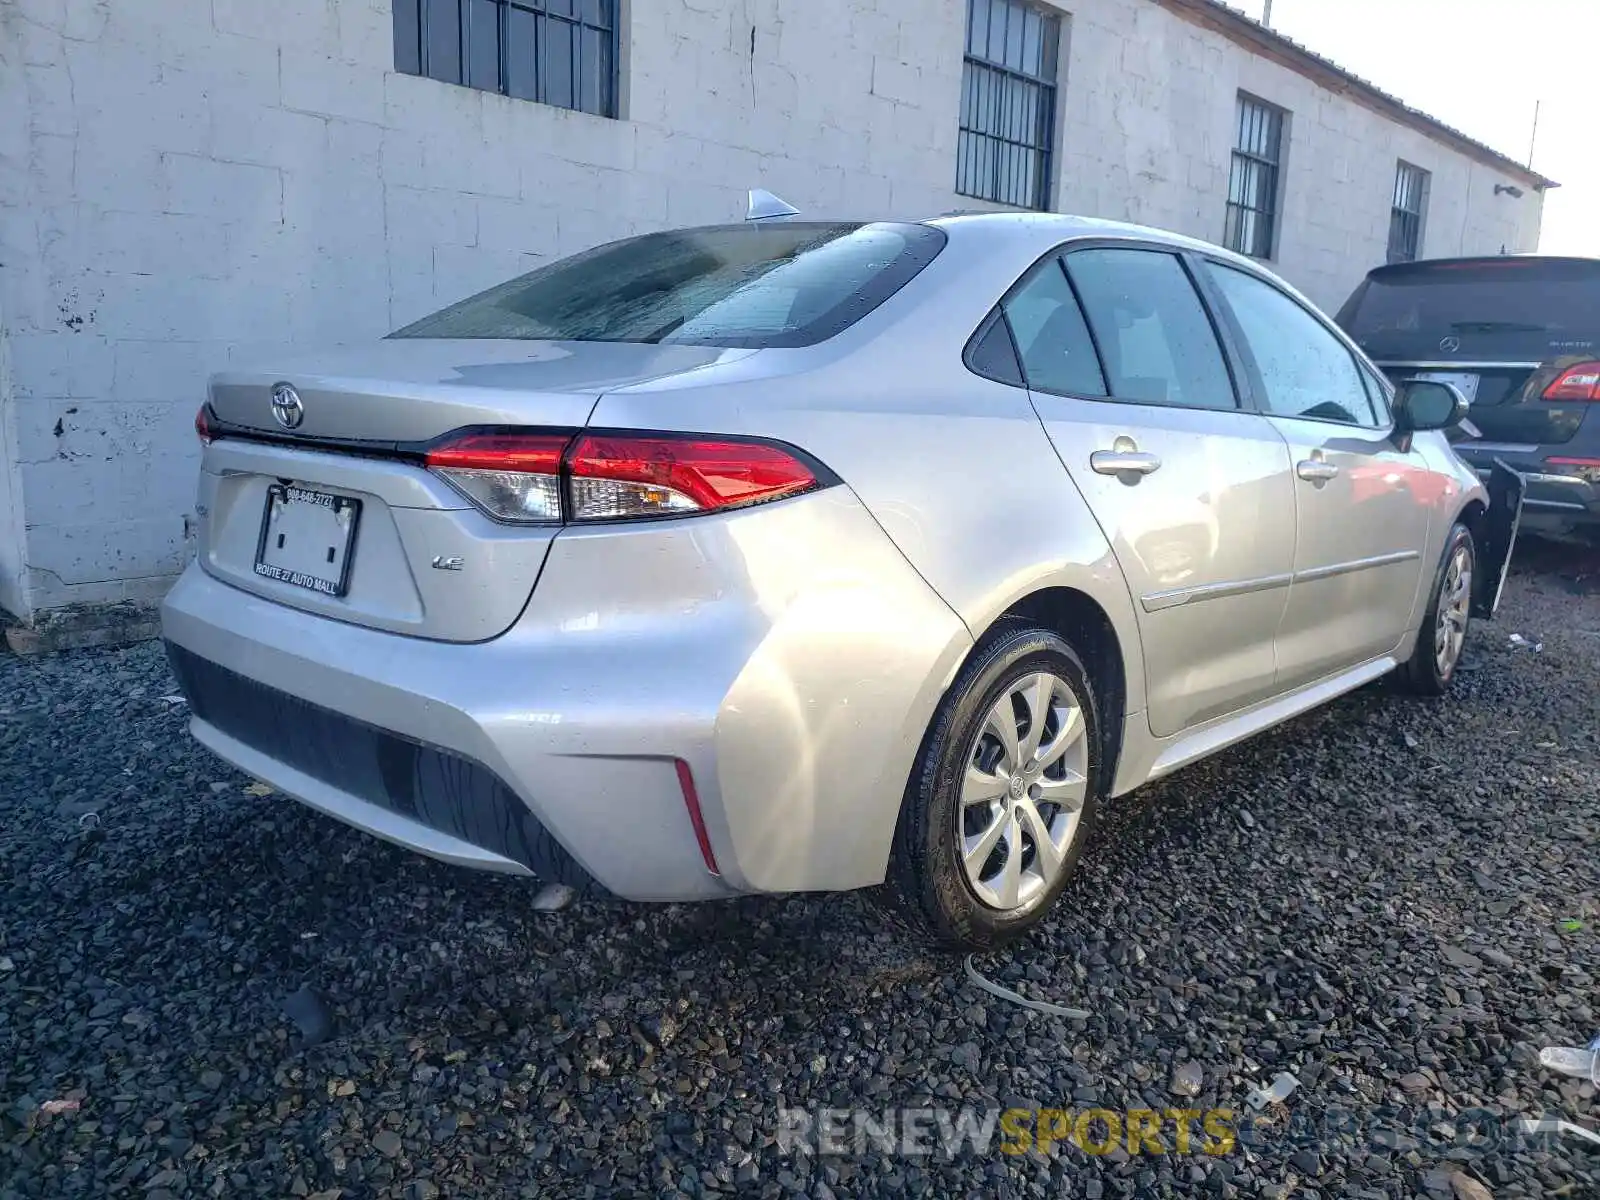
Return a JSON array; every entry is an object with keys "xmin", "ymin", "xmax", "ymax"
[
  {"xmin": 1435, "ymin": 544, "xmax": 1472, "ymax": 676},
  {"xmin": 956, "ymin": 672, "xmax": 1090, "ymax": 913}
]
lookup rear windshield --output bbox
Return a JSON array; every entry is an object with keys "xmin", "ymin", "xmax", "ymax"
[
  {"xmin": 390, "ymin": 222, "xmax": 946, "ymax": 348},
  {"xmin": 1337, "ymin": 258, "xmax": 1600, "ymax": 360}
]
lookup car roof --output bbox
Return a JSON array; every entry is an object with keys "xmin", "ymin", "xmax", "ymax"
[
  {"xmin": 920, "ymin": 210, "xmax": 1265, "ymax": 271},
  {"xmin": 709, "ymin": 208, "xmax": 1258, "ymax": 271},
  {"xmin": 1367, "ymin": 254, "xmax": 1600, "ymax": 276}
]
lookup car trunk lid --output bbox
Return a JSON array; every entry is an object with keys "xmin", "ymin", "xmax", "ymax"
[
  {"xmin": 200, "ymin": 340, "xmax": 749, "ymax": 642},
  {"xmin": 208, "ymin": 339, "xmax": 736, "ymax": 442}
]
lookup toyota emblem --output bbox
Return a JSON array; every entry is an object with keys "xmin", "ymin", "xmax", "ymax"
[
  {"xmin": 1439, "ymin": 336, "xmax": 1461, "ymax": 354},
  {"xmin": 270, "ymin": 383, "xmax": 305, "ymax": 430}
]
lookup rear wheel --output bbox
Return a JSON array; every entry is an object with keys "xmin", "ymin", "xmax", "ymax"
[
  {"xmin": 880, "ymin": 624, "xmax": 1101, "ymax": 950},
  {"xmin": 1399, "ymin": 522, "xmax": 1475, "ymax": 695}
]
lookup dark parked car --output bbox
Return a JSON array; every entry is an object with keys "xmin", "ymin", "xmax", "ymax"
[{"xmin": 1338, "ymin": 255, "xmax": 1600, "ymax": 533}]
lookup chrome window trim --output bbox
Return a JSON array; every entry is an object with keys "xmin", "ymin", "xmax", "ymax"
[
  {"xmin": 1459, "ymin": 442, "xmax": 1541, "ymax": 454},
  {"xmin": 1374, "ymin": 361, "xmax": 1543, "ymax": 370}
]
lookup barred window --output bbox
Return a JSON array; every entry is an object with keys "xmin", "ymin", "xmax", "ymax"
[
  {"xmin": 393, "ymin": 0, "xmax": 619, "ymax": 119},
  {"xmin": 1388, "ymin": 162, "xmax": 1429, "ymax": 264},
  {"xmin": 1225, "ymin": 94, "xmax": 1285, "ymax": 260},
  {"xmin": 956, "ymin": 0, "xmax": 1060, "ymax": 211}
]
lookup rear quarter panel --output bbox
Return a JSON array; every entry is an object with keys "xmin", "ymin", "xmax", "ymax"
[{"xmin": 587, "ymin": 236, "xmax": 1149, "ymax": 723}]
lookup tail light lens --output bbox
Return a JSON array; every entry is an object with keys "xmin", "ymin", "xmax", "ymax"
[
  {"xmin": 566, "ymin": 434, "xmax": 818, "ymax": 520},
  {"xmin": 424, "ymin": 432, "xmax": 569, "ymax": 522},
  {"xmin": 1542, "ymin": 361, "xmax": 1600, "ymax": 402},
  {"xmin": 423, "ymin": 429, "xmax": 824, "ymax": 524},
  {"xmin": 1544, "ymin": 456, "xmax": 1600, "ymax": 480},
  {"xmin": 195, "ymin": 404, "xmax": 215, "ymax": 445}
]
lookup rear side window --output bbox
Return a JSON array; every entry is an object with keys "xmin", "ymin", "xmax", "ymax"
[
  {"xmin": 390, "ymin": 222, "xmax": 946, "ymax": 348},
  {"xmin": 1338, "ymin": 258, "xmax": 1600, "ymax": 360},
  {"xmin": 966, "ymin": 314, "xmax": 1025, "ymax": 387},
  {"xmin": 1065, "ymin": 249, "xmax": 1237, "ymax": 410},
  {"xmin": 1207, "ymin": 263, "xmax": 1378, "ymax": 426},
  {"xmin": 1001, "ymin": 259, "xmax": 1107, "ymax": 397}
]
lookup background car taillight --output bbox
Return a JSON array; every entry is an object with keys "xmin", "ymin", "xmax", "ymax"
[
  {"xmin": 423, "ymin": 429, "xmax": 824, "ymax": 524},
  {"xmin": 424, "ymin": 432, "xmax": 569, "ymax": 522},
  {"xmin": 1541, "ymin": 361, "xmax": 1600, "ymax": 402},
  {"xmin": 1544, "ymin": 456, "xmax": 1600, "ymax": 482},
  {"xmin": 195, "ymin": 403, "xmax": 216, "ymax": 445}
]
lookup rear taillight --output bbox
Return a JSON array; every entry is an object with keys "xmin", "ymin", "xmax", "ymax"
[
  {"xmin": 1542, "ymin": 361, "xmax": 1600, "ymax": 402},
  {"xmin": 195, "ymin": 404, "xmax": 215, "ymax": 445},
  {"xmin": 424, "ymin": 432, "xmax": 568, "ymax": 522},
  {"xmin": 1544, "ymin": 456, "xmax": 1600, "ymax": 484},
  {"xmin": 566, "ymin": 434, "xmax": 818, "ymax": 520},
  {"xmin": 422, "ymin": 429, "xmax": 824, "ymax": 524}
]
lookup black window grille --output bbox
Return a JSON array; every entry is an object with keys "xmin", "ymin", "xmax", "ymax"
[
  {"xmin": 1388, "ymin": 161, "xmax": 1429, "ymax": 264},
  {"xmin": 1225, "ymin": 94, "xmax": 1285, "ymax": 259},
  {"xmin": 956, "ymin": 0, "xmax": 1060, "ymax": 211},
  {"xmin": 393, "ymin": 0, "xmax": 618, "ymax": 118}
]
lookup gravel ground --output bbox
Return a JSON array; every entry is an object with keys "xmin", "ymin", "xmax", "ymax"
[{"xmin": 3, "ymin": 543, "xmax": 1598, "ymax": 1199}]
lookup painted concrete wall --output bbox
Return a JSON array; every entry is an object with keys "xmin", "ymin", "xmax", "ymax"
[
  {"xmin": 0, "ymin": 0, "xmax": 1546, "ymax": 619},
  {"xmin": 1054, "ymin": 1, "xmax": 1543, "ymax": 310}
]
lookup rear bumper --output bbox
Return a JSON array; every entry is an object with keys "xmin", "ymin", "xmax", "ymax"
[
  {"xmin": 161, "ymin": 487, "xmax": 972, "ymax": 901},
  {"xmin": 1456, "ymin": 449, "xmax": 1600, "ymax": 524},
  {"xmin": 166, "ymin": 643, "xmax": 584, "ymax": 879}
]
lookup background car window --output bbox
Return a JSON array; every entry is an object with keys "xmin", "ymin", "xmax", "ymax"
[
  {"xmin": 1065, "ymin": 249, "xmax": 1236, "ymax": 409},
  {"xmin": 1001, "ymin": 259, "xmax": 1107, "ymax": 396},
  {"xmin": 1336, "ymin": 257, "xmax": 1600, "ymax": 361},
  {"xmin": 1207, "ymin": 263, "xmax": 1378, "ymax": 426}
]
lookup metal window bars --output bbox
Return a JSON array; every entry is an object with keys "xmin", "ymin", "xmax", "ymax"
[
  {"xmin": 956, "ymin": 0, "xmax": 1060, "ymax": 211},
  {"xmin": 393, "ymin": 0, "xmax": 619, "ymax": 119},
  {"xmin": 1388, "ymin": 161, "xmax": 1429, "ymax": 264},
  {"xmin": 1225, "ymin": 94, "xmax": 1284, "ymax": 259}
]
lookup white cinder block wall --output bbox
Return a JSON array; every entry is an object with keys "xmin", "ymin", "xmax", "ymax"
[{"xmin": 0, "ymin": 0, "xmax": 1548, "ymax": 622}]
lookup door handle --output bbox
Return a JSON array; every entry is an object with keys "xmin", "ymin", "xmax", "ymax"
[
  {"xmin": 1296, "ymin": 459, "xmax": 1339, "ymax": 482},
  {"xmin": 1090, "ymin": 450, "xmax": 1162, "ymax": 477}
]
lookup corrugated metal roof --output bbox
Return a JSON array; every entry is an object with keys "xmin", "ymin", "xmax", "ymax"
[{"xmin": 1158, "ymin": 0, "xmax": 1559, "ymax": 190}]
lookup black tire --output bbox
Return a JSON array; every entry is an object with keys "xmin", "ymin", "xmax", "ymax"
[
  {"xmin": 878, "ymin": 622, "xmax": 1102, "ymax": 951},
  {"xmin": 1398, "ymin": 522, "xmax": 1476, "ymax": 696}
]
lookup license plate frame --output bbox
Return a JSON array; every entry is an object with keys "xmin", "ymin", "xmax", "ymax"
[
  {"xmin": 253, "ymin": 484, "xmax": 361, "ymax": 597},
  {"xmin": 1413, "ymin": 371, "xmax": 1481, "ymax": 405}
]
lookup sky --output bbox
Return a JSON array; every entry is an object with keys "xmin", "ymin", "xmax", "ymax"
[{"xmin": 1250, "ymin": 0, "xmax": 1596, "ymax": 257}]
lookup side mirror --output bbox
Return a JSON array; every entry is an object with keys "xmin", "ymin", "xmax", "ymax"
[{"xmin": 1395, "ymin": 378, "xmax": 1470, "ymax": 434}]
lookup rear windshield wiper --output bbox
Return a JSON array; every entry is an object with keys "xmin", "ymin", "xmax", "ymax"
[{"xmin": 1448, "ymin": 320, "xmax": 1548, "ymax": 333}]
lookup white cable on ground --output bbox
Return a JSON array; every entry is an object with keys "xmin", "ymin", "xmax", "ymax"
[{"xmin": 963, "ymin": 954, "xmax": 1091, "ymax": 1019}]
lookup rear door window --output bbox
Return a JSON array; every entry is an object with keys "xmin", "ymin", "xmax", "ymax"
[
  {"xmin": 1206, "ymin": 262, "xmax": 1379, "ymax": 427},
  {"xmin": 391, "ymin": 222, "xmax": 946, "ymax": 348},
  {"xmin": 1064, "ymin": 248, "xmax": 1238, "ymax": 410}
]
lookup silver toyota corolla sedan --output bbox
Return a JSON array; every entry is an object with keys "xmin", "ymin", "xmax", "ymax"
[{"xmin": 162, "ymin": 206, "xmax": 1520, "ymax": 948}]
